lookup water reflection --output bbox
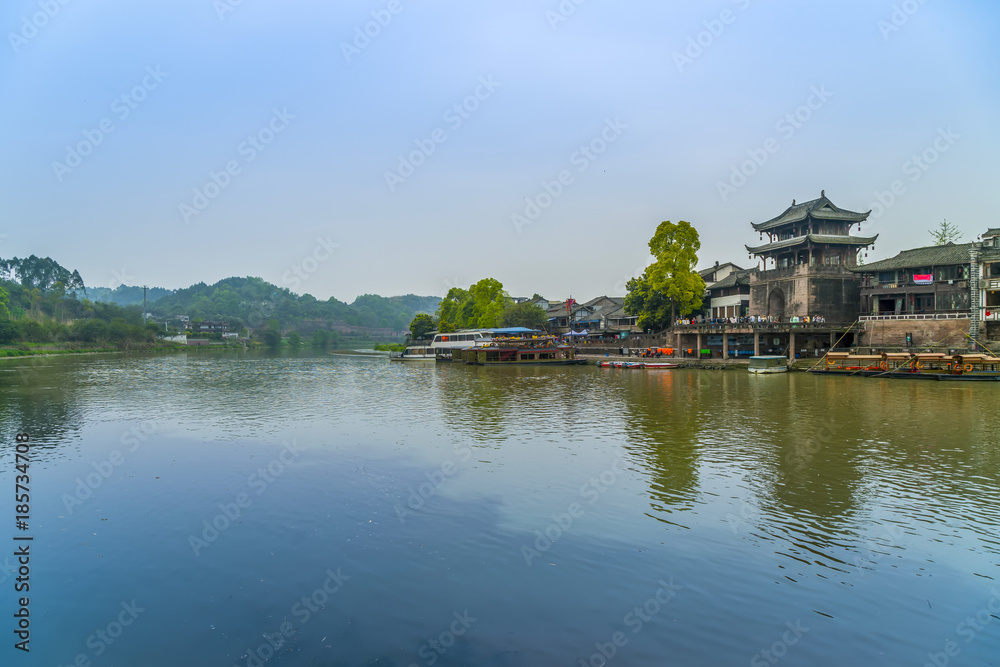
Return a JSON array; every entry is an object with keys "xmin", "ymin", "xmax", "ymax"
[{"xmin": 1, "ymin": 352, "xmax": 998, "ymax": 664}]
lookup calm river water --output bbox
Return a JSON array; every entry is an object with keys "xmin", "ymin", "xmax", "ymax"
[{"xmin": 1, "ymin": 351, "xmax": 998, "ymax": 666}]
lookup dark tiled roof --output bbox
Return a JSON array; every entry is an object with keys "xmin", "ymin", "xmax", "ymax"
[
  {"xmin": 707, "ymin": 269, "xmax": 752, "ymax": 291},
  {"xmin": 699, "ymin": 262, "xmax": 743, "ymax": 278},
  {"xmin": 746, "ymin": 233, "xmax": 878, "ymax": 255},
  {"xmin": 848, "ymin": 242, "xmax": 976, "ymax": 272},
  {"xmin": 751, "ymin": 195, "xmax": 870, "ymax": 232},
  {"xmin": 604, "ymin": 305, "xmax": 636, "ymax": 320},
  {"xmin": 983, "ymin": 228, "xmax": 1000, "ymax": 238},
  {"xmin": 580, "ymin": 295, "xmax": 624, "ymax": 309}
]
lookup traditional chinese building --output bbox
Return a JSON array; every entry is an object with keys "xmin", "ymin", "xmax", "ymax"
[{"xmin": 745, "ymin": 192, "xmax": 878, "ymax": 322}]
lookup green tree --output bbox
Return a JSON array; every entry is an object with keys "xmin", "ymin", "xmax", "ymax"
[
  {"xmin": 435, "ymin": 287, "xmax": 470, "ymax": 331},
  {"xmin": 0, "ymin": 285, "xmax": 11, "ymax": 320},
  {"xmin": 0, "ymin": 320, "xmax": 18, "ymax": 344},
  {"xmin": 624, "ymin": 272, "xmax": 674, "ymax": 331},
  {"xmin": 645, "ymin": 220, "xmax": 706, "ymax": 321},
  {"xmin": 409, "ymin": 313, "xmax": 436, "ymax": 339},
  {"xmin": 287, "ymin": 331, "xmax": 302, "ymax": 348},
  {"xmin": 469, "ymin": 278, "xmax": 508, "ymax": 328},
  {"xmin": 311, "ymin": 329, "xmax": 331, "ymax": 349},
  {"xmin": 929, "ymin": 219, "xmax": 962, "ymax": 245},
  {"xmin": 500, "ymin": 302, "xmax": 546, "ymax": 330},
  {"xmin": 262, "ymin": 327, "xmax": 281, "ymax": 348}
]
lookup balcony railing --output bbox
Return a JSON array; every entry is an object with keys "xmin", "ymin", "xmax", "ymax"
[{"xmin": 859, "ymin": 313, "xmax": 970, "ymax": 321}]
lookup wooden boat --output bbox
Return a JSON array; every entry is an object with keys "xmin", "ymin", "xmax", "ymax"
[
  {"xmin": 597, "ymin": 361, "xmax": 678, "ymax": 369},
  {"xmin": 810, "ymin": 351, "xmax": 1000, "ymax": 381},
  {"xmin": 451, "ymin": 335, "xmax": 587, "ymax": 366}
]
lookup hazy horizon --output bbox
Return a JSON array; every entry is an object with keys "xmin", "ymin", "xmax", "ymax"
[{"xmin": 4, "ymin": 1, "xmax": 998, "ymax": 303}]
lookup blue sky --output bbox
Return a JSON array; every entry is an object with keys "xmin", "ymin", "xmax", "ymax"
[{"xmin": 2, "ymin": 0, "xmax": 998, "ymax": 301}]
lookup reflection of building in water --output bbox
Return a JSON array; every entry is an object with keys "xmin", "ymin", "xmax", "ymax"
[{"xmin": 620, "ymin": 371, "xmax": 705, "ymax": 524}]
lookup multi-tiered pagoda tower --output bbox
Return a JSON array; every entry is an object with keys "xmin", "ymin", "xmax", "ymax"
[{"xmin": 746, "ymin": 192, "xmax": 877, "ymax": 322}]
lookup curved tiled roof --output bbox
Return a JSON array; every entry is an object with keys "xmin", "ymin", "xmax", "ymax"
[
  {"xmin": 751, "ymin": 195, "xmax": 870, "ymax": 232},
  {"xmin": 847, "ymin": 242, "xmax": 976, "ymax": 272},
  {"xmin": 746, "ymin": 233, "xmax": 878, "ymax": 255},
  {"xmin": 707, "ymin": 269, "xmax": 751, "ymax": 291}
]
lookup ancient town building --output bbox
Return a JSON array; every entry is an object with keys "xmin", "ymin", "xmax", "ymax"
[{"xmin": 745, "ymin": 192, "xmax": 877, "ymax": 321}]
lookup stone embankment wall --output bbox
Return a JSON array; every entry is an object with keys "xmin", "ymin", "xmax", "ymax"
[{"xmin": 859, "ymin": 318, "xmax": 970, "ymax": 348}]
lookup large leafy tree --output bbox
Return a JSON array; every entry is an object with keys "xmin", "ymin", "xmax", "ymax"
[
  {"xmin": 623, "ymin": 272, "xmax": 673, "ymax": 331},
  {"xmin": 500, "ymin": 302, "xmax": 547, "ymax": 329},
  {"xmin": 435, "ymin": 280, "xmax": 510, "ymax": 330},
  {"xmin": 645, "ymin": 220, "xmax": 705, "ymax": 321},
  {"xmin": 469, "ymin": 278, "xmax": 507, "ymax": 328},
  {"xmin": 929, "ymin": 219, "xmax": 962, "ymax": 245},
  {"xmin": 435, "ymin": 287, "xmax": 470, "ymax": 331},
  {"xmin": 409, "ymin": 313, "xmax": 436, "ymax": 339}
]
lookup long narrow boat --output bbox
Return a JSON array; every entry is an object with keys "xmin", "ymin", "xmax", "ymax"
[
  {"xmin": 452, "ymin": 335, "xmax": 587, "ymax": 366},
  {"xmin": 810, "ymin": 351, "xmax": 1000, "ymax": 381},
  {"xmin": 597, "ymin": 361, "xmax": 678, "ymax": 369}
]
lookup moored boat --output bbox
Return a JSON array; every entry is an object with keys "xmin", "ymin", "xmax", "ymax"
[
  {"xmin": 748, "ymin": 356, "xmax": 790, "ymax": 374},
  {"xmin": 810, "ymin": 351, "xmax": 1000, "ymax": 381},
  {"xmin": 390, "ymin": 345, "xmax": 437, "ymax": 361},
  {"xmin": 451, "ymin": 334, "xmax": 587, "ymax": 366}
]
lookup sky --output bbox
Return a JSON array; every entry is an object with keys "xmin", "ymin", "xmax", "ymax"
[{"xmin": 2, "ymin": 0, "xmax": 999, "ymax": 303}]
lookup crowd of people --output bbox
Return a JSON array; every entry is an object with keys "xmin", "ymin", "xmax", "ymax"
[{"xmin": 675, "ymin": 314, "xmax": 827, "ymax": 326}]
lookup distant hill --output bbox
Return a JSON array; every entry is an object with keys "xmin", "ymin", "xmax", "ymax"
[
  {"xmin": 83, "ymin": 285, "xmax": 176, "ymax": 306},
  {"xmin": 2, "ymin": 253, "xmax": 439, "ymax": 336},
  {"xmin": 147, "ymin": 276, "xmax": 439, "ymax": 333}
]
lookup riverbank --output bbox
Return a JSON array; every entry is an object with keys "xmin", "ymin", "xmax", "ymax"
[{"xmin": 0, "ymin": 341, "xmax": 192, "ymax": 358}]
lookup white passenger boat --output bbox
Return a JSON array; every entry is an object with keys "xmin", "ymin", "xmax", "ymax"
[
  {"xmin": 389, "ymin": 345, "xmax": 437, "ymax": 361},
  {"xmin": 748, "ymin": 356, "xmax": 789, "ymax": 374}
]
